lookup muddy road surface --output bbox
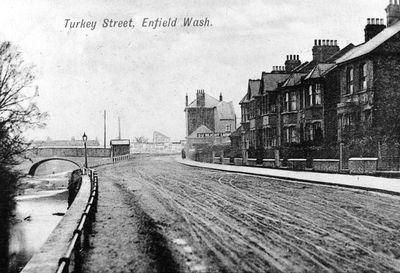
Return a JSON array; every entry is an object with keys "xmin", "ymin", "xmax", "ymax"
[{"xmin": 82, "ymin": 155, "xmax": 400, "ymax": 273}]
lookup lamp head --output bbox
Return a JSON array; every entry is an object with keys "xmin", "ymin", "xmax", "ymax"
[{"xmin": 82, "ymin": 132, "xmax": 87, "ymax": 142}]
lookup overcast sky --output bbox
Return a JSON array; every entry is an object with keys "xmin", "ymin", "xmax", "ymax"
[{"xmin": 0, "ymin": 0, "xmax": 388, "ymax": 143}]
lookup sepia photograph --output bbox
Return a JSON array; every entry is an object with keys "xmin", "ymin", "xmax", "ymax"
[{"xmin": 1, "ymin": 0, "xmax": 400, "ymax": 272}]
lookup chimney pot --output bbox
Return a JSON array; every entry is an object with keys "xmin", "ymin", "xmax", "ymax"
[{"xmin": 314, "ymin": 39, "xmax": 317, "ymax": 45}]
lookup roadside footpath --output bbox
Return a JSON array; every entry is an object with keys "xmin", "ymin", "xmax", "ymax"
[{"xmin": 177, "ymin": 158, "xmax": 400, "ymax": 195}]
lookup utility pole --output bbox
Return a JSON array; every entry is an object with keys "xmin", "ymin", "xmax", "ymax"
[
  {"xmin": 104, "ymin": 110, "xmax": 107, "ymax": 149},
  {"xmin": 118, "ymin": 116, "xmax": 121, "ymax": 140}
]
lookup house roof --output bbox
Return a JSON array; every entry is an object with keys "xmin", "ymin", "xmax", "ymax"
[
  {"xmin": 187, "ymin": 93, "xmax": 220, "ymax": 108},
  {"xmin": 249, "ymin": 79, "xmax": 261, "ymax": 98},
  {"xmin": 336, "ymin": 20, "xmax": 400, "ymax": 64},
  {"xmin": 239, "ymin": 94, "xmax": 248, "ymax": 104},
  {"xmin": 188, "ymin": 125, "xmax": 214, "ymax": 138},
  {"xmin": 325, "ymin": 43, "xmax": 356, "ymax": 63},
  {"xmin": 216, "ymin": 101, "xmax": 235, "ymax": 120},
  {"xmin": 304, "ymin": 63, "xmax": 336, "ymax": 80},
  {"xmin": 262, "ymin": 73, "xmax": 290, "ymax": 92},
  {"xmin": 281, "ymin": 73, "xmax": 306, "ymax": 87},
  {"xmin": 230, "ymin": 126, "xmax": 242, "ymax": 138},
  {"xmin": 292, "ymin": 61, "xmax": 312, "ymax": 73}
]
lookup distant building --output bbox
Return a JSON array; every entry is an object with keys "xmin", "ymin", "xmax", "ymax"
[
  {"xmin": 33, "ymin": 138, "xmax": 100, "ymax": 147},
  {"xmin": 184, "ymin": 90, "xmax": 236, "ymax": 150},
  {"xmin": 153, "ymin": 131, "xmax": 171, "ymax": 143},
  {"xmin": 110, "ymin": 139, "xmax": 130, "ymax": 156}
]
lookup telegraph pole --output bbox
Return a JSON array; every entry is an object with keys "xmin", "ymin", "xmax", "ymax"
[
  {"xmin": 118, "ymin": 116, "xmax": 121, "ymax": 140},
  {"xmin": 104, "ymin": 110, "xmax": 107, "ymax": 149}
]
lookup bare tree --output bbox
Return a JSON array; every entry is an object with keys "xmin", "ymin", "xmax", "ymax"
[
  {"xmin": 0, "ymin": 41, "xmax": 47, "ymax": 272},
  {"xmin": 135, "ymin": 136, "xmax": 149, "ymax": 143}
]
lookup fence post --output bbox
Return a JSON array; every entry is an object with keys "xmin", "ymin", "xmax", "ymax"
[{"xmin": 339, "ymin": 142, "xmax": 344, "ymax": 171}]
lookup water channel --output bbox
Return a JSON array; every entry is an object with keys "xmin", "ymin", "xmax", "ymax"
[{"xmin": 9, "ymin": 160, "xmax": 79, "ymax": 272}]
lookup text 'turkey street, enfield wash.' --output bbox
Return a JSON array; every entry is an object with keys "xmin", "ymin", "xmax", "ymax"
[{"xmin": 64, "ymin": 17, "xmax": 212, "ymax": 30}]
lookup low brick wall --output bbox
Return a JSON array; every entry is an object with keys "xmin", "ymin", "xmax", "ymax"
[
  {"xmin": 313, "ymin": 159, "xmax": 340, "ymax": 173},
  {"xmin": 247, "ymin": 158, "xmax": 257, "ymax": 167},
  {"xmin": 222, "ymin": 158, "xmax": 231, "ymax": 165},
  {"xmin": 288, "ymin": 159, "xmax": 307, "ymax": 170},
  {"xmin": 263, "ymin": 159, "xmax": 275, "ymax": 168},
  {"xmin": 234, "ymin": 158, "xmax": 243, "ymax": 166},
  {"xmin": 213, "ymin": 157, "xmax": 221, "ymax": 164},
  {"xmin": 349, "ymin": 158, "xmax": 378, "ymax": 174}
]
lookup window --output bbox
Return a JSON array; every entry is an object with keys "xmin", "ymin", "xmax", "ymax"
[
  {"xmin": 308, "ymin": 85, "xmax": 313, "ymax": 107},
  {"xmin": 300, "ymin": 89, "xmax": 304, "ymax": 110},
  {"xmin": 268, "ymin": 94, "xmax": 277, "ymax": 113},
  {"xmin": 284, "ymin": 127, "xmax": 297, "ymax": 143},
  {"xmin": 285, "ymin": 93, "xmax": 290, "ymax": 112},
  {"xmin": 290, "ymin": 92, "xmax": 297, "ymax": 111},
  {"xmin": 261, "ymin": 96, "xmax": 267, "ymax": 115},
  {"xmin": 346, "ymin": 67, "xmax": 354, "ymax": 94},
  {"xmin": 290, "ymin": 127, "xmax": 297, "ymax": 143},
  {"xmin": 226, "ymin": 124, "xmax": 231, "ymax": 132},
  {"xmin": 360, "ymin": 63, "xmax": 367, "ymax": 91},
  {"xmin": 265, "ymin": 127, "xmax": 277, "ymax": 147},
  {"xmin": 314, "ymin": 122, "xmax": 323, "ymax": 142},
  {"xmin": 315, "ymin": 84, "xmax": 322, "ymax": 105},
  {"xmin": 284, "ymin": 128, "xmax": 290, "ymax": 143}
]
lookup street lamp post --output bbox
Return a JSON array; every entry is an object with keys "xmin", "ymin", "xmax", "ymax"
[{"xmin": 82, "ymin": 132, "xmax": 88, "ymax": 169}]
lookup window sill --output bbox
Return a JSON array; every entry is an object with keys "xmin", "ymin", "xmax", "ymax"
[
  {"xmin": 261, "ymin": 113, "xmax": 277, "ymax": 116},
  {"xmin": 356, "ymin": 89, "xmax": 368, "ymax": 94},
  {"xmin": 304, "ymin": 105, "xmax": 322, "ymax": 110},
  {"xmin": 281, "ymin": 111, "xmax": 298, "ymax": 115}
]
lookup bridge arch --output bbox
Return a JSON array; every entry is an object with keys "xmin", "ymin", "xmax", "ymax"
[{"xmin": 29, "ymin": 158, "xmax": 81, "ymax": 176}]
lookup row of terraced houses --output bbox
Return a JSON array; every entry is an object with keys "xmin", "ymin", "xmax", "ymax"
[{"xmin": 230, "ymin": 1, "xmax": 400, "ymax": 171}]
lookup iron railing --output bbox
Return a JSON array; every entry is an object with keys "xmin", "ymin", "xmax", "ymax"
[
  {"xmin": 55, "ymin": 168, "xmax": 98, "ymax": 273},
  {"xmin": 112, "ymin": 153, "xmax": 135, "ymax": 163}
]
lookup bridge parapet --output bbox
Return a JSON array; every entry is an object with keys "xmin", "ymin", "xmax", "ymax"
[{"xmin": 30, "ymin": 146, "xmax": 111, "ymax": 158}]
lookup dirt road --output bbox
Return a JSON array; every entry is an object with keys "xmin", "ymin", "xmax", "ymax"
[{"xmin": 83, "ymin": 155, "xmax": 400, "ymax": 273}]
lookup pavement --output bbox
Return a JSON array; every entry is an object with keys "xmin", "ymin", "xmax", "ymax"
[{"xmin": 177, "ymin": 158, "xmax": 400, "ymax": 195}]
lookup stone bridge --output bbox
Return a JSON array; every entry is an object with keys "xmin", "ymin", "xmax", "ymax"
[
  {"xmin": 25, "ymin": 156, "xmax": 111, "ymax": 176},
  {"xmin": 28, "ymin": 157, "xmax": 82, "ymax": 176}
]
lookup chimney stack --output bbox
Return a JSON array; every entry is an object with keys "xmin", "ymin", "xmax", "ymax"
[
  {"xmin": 365, "ymin": 17, "xmax": 386, "ymax": 42},
  {"xmin": 312, "ymin": 39, "xmax": 340, "ymax": 63},
  {"xmin": 386, "ymin": 0, "xmax": 400, "ymax": 27},
  {"xmin": 196, "ymin": 89, "xmax": 205, "ymax": 107},
  {"xmin": 285, "ymin": 54, "xmax": 301, "ymax": 72}
]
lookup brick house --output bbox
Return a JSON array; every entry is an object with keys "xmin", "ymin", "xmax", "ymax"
[
  {"xmin": 334, "ymin": 3, "xmax": 400, "ymax": 167},
  {"xmin": 185, "ymin": 90, "xmax": 236, "ymax": 152},
  {"xmin": 234, "ymin": 1, "xmax": 400, "ymax": 169}
]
